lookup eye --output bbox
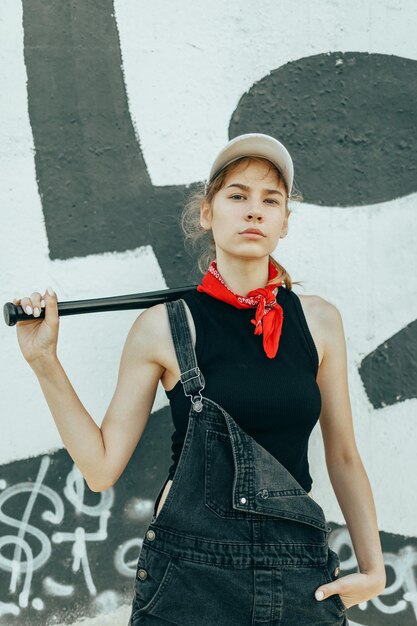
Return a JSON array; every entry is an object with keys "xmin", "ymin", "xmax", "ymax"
[{"xmin": 228, "ymin": 194, "xmax": 279, "ymax": 205}]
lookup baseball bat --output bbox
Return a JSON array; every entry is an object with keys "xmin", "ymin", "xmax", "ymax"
[{"xmin": 3, "ymin": 285, "xmax": 198, "ymax": 327}]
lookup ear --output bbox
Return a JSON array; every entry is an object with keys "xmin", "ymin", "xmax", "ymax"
[
  {"xmin": 200, "ymin": 199, "xmax": 212, "ymax": 230},
  {"xmin": 280, "ymin": 212, "xmax": 290, "ymax": 238}
]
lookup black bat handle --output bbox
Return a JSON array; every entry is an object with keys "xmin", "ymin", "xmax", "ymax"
[{"xmin": 4, "ymin": 285, "xmax": 199, "ymax": 326}]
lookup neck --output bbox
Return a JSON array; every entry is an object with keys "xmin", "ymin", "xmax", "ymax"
[{"xmin": 214, "ymin": 253, "xmax": 270, "ymax": 296}]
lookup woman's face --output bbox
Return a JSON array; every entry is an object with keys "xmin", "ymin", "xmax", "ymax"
[{"xmin": 200, "ymin": 159, "xmax": 289, "ymax": 261}]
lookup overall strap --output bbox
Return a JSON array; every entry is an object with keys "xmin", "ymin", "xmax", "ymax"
[{"xmin": 165, "ymin": 298, "xmax": 205, "ymax": 412}]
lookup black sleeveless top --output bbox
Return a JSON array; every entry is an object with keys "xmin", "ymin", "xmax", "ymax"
[{"xmin": 165, "ymin": 286, "xmax": 322, "ymax": 492}]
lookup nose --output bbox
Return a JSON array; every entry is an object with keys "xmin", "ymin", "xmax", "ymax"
[{"xmin": 245, "ymin": 201, "xmax": 264, "ymax": 221}]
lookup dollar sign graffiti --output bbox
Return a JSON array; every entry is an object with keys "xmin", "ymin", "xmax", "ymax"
[{"xmin": 0, "ymin": 456, "xmax": 64, "ymax": 608}]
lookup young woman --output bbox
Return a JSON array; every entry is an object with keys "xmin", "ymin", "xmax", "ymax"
[{"xmin": 14, "ymin": 133, "xmax": 386, "ymax": 625}]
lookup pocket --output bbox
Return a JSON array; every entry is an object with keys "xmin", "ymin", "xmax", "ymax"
[
  {"xmin": 322, "ymin": 547, "xmax": 347, "ymax": 614},
  {"xmin": 205, "ymin": 429, "xmax": 245, "ymax": 518},
  {"xmin": 135, "ymin": 557, "xmax": 254, "ymax": 625},
  {"xmin": 132, "ymin": 547, "xmax": 176, "ymax": 617}
]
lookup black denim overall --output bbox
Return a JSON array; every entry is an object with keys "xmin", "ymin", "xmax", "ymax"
[{"xmin": 128, "ymin": 299, "xmax": 349, "ymax": 625}]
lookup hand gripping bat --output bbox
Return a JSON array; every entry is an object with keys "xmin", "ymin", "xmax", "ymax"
[{"xmin": 3, "ymin": 285, "xmax": 198, "ymax": 326}]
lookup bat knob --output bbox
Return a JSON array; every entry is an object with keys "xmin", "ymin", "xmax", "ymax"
[{"xmin": 4, "ymin": 302, "xmax": 17, "ymax": 326}]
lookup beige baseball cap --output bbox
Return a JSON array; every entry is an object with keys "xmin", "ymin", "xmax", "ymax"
[{"xmin": 207, "ymin": 133, "xmax": 294, "ymax": 195}]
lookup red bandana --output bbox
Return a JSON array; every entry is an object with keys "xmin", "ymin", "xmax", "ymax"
[{"xmin": 197, "ymin": 260, "xmax": 284, "ymax": 359}]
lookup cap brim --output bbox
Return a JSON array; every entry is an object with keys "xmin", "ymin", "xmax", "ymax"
[{"xmin": 208, "ymin": 133, "xmax": 294, "ymax": 194}]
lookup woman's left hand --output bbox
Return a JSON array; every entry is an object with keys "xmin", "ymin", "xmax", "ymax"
[{"xmin": 315, "ymin": 571, "xmax": 385, "ymax": 610}]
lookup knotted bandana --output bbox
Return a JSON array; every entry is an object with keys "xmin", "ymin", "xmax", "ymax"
[{"xmin": 196, "ymin": 260, "xmax": 284, "ymax": 358}]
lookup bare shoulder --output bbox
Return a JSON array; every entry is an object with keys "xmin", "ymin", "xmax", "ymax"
[
  {"xmin": 128, "ymin": 300, "xmax": 195, "ymax": 370},
  {"xmin": 298, "ymin": 293, "xmax": 341, "ymax": 324},
  {"xmin": 127, "ymin": 303, "xmax": 171, "ymax": 365},
  {"xmin": 297, "ymin": 293, "xmax": 343, "ymax": 365}
]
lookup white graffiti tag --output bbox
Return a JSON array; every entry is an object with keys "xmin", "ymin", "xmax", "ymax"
[
  {"xmin": 52, "ymin": 463, "xmax": 114, "ymax": 595},
  {"xmin": 0, "ymin": 456, "xmax": 113, "ymax": 618},
  {"xmin": 0, "ymin": 456, "xmax": 63, "ymax": 610}
]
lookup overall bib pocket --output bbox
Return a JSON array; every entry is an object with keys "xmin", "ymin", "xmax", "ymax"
[
  {"xmin": 205, "ymin": 429, "xmax": 247, "ymax": 518},
  {"xmin": 132, "ymin": 547, "xmax": 177, "ymax": 617}
]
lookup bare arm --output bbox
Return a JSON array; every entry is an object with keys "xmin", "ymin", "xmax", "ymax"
[
  {"xmin": 35, "ymin": 357, "xmax": 107, "ymax": 490},
  {"xmin": 315, "ymin": 299, "xmax": 386, "ymax": 609},
  {"xmin": 33, "ymin": 304, "xmax": 167, "ymax": 492}
]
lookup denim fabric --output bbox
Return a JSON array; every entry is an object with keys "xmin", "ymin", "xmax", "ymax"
[{"xmin": 128, "ymin": 299, "xmax": 349, "ymax": 625}]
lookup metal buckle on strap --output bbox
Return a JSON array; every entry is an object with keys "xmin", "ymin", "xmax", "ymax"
[
  {"xmin": 180, "ymin": 367, "xmax": 202, "ymax": 384},
  {"xmin": 190, "ymin": 390, "xmax": 204, "ymax": 412},
  {"xmin": 180, "ymin": 368, "xmax": 205, "ymax": 412}
]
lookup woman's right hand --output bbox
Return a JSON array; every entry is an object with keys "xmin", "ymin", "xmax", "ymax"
[{"xmin": 13, "ymin": 287, "xmax": 60, "ymax": 367}]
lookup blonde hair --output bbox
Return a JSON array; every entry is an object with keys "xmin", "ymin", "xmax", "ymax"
[{"xmin": 180, "ymin": 156, "xmax": 304, "ymax": 290}]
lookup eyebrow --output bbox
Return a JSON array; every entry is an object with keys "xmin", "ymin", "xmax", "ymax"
[{"xmin": 226, "ymin": 183, "xmax": 284, "ymax": 197}]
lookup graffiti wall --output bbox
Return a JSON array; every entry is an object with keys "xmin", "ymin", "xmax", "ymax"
[{"xmin": 1, "ymin": 0, "xmax": 416, "ymax": 624}]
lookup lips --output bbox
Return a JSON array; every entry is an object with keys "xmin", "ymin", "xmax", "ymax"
[{"xmin": 240, "ymin": 228, "xmax": 266, "ymax": 236}]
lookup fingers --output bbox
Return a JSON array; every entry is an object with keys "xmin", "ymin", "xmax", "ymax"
[
  {"xmin": 13, "ymin": 288, "xmax": 55, "ymax": 318},
  {"xmin": 315, "ymin": 581, "xmax": 342, "ymax": 602},
  {"xmin": 16, "ymin": 292, "xmax": 41, "ymax": 317},
  {"xmin": 44, "ymin": 286, "xmax": 58, "ymax": 325}
]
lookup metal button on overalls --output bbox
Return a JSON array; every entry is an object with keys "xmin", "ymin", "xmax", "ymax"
[
  {"xmin": 334, "ymin": 566, "xmax": 340, "ymax": 577},
  {"xmin": 128, "ymin": 298, "xmax": 348, "ymax": 625},
  {"xmin": 137, "ymin": 568, "xmax": 147, "ymax": 580}
]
